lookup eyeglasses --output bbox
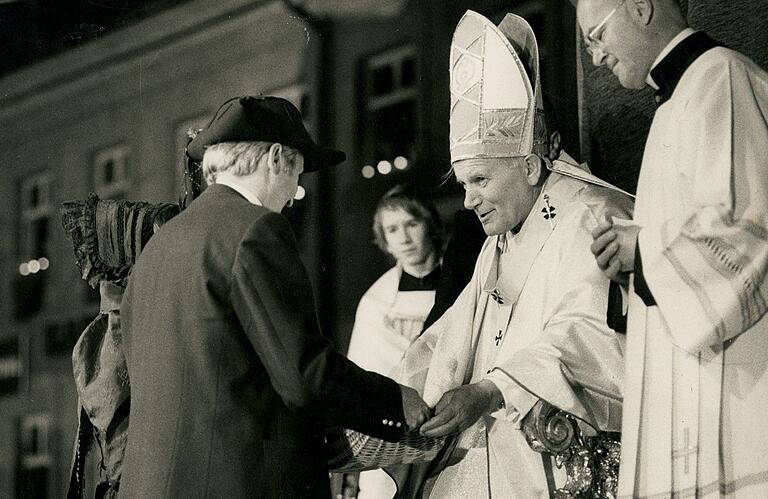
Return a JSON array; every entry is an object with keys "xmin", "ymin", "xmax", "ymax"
[{"xmin": 584, "ymin": 0, "xmax": 627, "ymax": 57}]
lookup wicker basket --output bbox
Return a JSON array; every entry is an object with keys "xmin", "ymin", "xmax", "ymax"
[{"xmin": 325, "ymin": 427, "xmax": 445, "ymax": 472}]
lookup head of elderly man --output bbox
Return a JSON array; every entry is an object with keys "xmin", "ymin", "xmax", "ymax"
[
  {"xmin": 576, "ymin": 0, "xmax": 688, "ymax": 89},
  {"xmin": 453, "ymin": 126, "xmax": 561, "ymax": 237},
  {"xmin": 187, "ymin": 96, "xmax": 345, "ymax": 212},
  {"xmin": 449, "ymin": 11, "xmax": 563, "ymax": 236}
]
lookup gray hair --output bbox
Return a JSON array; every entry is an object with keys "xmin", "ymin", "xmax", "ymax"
[{"xmin": 202, "ymin": 141, "xmax": 298, "ymax": 185}]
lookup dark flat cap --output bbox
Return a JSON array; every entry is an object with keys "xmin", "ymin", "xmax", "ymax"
[{"xmin": 187, "ymin": 96, "xmax": 346, "ymax": 172}]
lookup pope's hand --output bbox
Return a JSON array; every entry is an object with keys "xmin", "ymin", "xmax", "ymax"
[
  {"xmin": 419, "ymin": 381, "xmax": 500, "ymax": 438},
  {"xmin": 399, "ymin": 385, "xmax": 431, "ymax": 431}
]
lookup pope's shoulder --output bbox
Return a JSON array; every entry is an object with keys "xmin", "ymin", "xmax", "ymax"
[
  {"xmin": 572, "ymin": 181, "xmax": 634, "ymax": 226},
  {"xmin": 577, "ymin": 182, "xmax": 633, "ymax": 210},
  {"xmin": 547, "ymin": 171, "xmax": 634, "ymax": 221}
]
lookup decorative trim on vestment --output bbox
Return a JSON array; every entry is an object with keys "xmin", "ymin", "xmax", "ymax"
[
  {"xmin": 618, "ymin": 468, "xmax": 768, "ymax": 498},
  {"xmin": 661, "ymin": 205, "xmax": 768, "ymax": 345}
]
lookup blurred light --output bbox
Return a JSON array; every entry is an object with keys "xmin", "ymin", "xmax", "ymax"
[
  {"xmin": 28, "ymin": 260, "xmax": 41, "ymax": 274},
  {"xmin": 394, "ymin": 156, "xmax": 408, "ymax": 170},
  {"xmin": 377, "ymin": 160, "xmax": 392, "ymax": 175},
  {"xmin": 294, "ymin": 186, "xmax": 306, "ymax": 200},
  {"xmin": 38, "ymin": 257, "xmax": 50, "ymax": 270},
  {"xmin": 19, "ymin": 262, "xmax": 29, "ymax": 276},
  {"xmin": 361, "ymin": 165, "xmax": 375, "ymax": 179}
]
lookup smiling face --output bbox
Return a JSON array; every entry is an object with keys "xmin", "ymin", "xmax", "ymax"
[
  {"xmin": 379, "ymin": 207, "xmax": 435, "ymax": 269},
  {"xmin": 454, "ymin": 157, "xmax": 540, "ymax": 236},
  {"xmin": 577, "ymin": 0, "xmax": 655, "ymax": 89}
]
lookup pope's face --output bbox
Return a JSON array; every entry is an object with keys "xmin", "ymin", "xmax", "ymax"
[
  {"xmin": 577, "ymin": 0, "xmax": 654, "ymax": 90},
  {"xmin": 380, "ymin": 207, "xmax": 435, "ymax": 268},
  {"xmin": 454, "ymin": 157, "xmax": 538, "ymax": 236}
]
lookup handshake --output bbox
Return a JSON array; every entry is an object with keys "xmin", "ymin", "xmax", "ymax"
[{"xmin": 398, "ymin": 380, "xmax": 503, "ymax": 437}]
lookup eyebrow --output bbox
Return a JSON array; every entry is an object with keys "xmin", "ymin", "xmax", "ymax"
[{"xmin": 468, "ymin": 169, "xmax": 488, "ymax": 178}]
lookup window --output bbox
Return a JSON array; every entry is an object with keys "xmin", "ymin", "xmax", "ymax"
[
  {"xmin": 45, "ymin": 315, "xmax": 93, "ymax": 356},
  {"xmin": 93, "ymin": 144, "xmax": 129, "ymax": 199},
  {"xmin": 0, "ymin": 337, "xmax": 21, "ymax": 397},
  {"xmin": 16, "ymin": 414, "xmax": 52, "ymax": 499},
  {"xmin": 19, "ymin": 414, "xmax": 52, "ymax": 468},
  {"xmin": 19, "ymin": 172, "xmax": 52, "ymax": 260},
  {"xmin": 16, "ymin": 173, "xmax": 51, "ymax": 319},
  {"xmin": 360, "ymin": 45, "xmax": 418, "ymax": 178}
]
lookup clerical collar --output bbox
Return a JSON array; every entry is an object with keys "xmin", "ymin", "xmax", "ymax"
[
  {"xmin": 647, "ymin": 29, "xmax": 721, "ymax": 105},
  {"xmin": 398, "ymin": 265, "xmax": 441, "ymax": 291},
  {"xmin": 645, "ymin": 28, "xmax": 696, "ymax": 90},
  {"xmin": 216, "ymin": 179, "xmax": 263, "ymax": 206}
]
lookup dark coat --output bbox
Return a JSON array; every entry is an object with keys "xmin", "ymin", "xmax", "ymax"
[{"xmin": 119, "ymin": 184, "xmax": 405, "ymax": 498}]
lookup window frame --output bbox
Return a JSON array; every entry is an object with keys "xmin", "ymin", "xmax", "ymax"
[{"xmin": 92, "ymin": 144, "xmax": 130, "ymax": 199}]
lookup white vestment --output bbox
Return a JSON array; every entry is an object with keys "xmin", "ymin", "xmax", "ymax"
[
  {"xmin": 398, "ymin": 159, "xmax": 632, "ymax": 498},
  {"xmin": 620, "ymin": 46, "xmax": 768, "ymax": 498},
  {"xmin": 347, "ymin": 266, "xmax": 437, "ymax": 499}
]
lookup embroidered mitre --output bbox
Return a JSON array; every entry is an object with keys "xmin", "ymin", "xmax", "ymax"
[{"xmin": 449, "ymin": 11, "xmax": 547, "ymax": 162}]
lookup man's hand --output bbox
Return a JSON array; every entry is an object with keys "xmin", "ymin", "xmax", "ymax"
[
  {"xmin": 399, "ymin": 385, "xmax": 431, "ymax": 431},
  {"xmin": 590, "ymin": 217, "xmax": 640, "ymax": 285},
  {"xmin": 419, "ymin": 381, "xmax": 501, "ymax": 438}
]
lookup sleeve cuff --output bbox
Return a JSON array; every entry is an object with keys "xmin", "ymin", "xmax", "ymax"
[
  {"xmin": 633, "ymin": 240, "xmax": 657, "ymax": 306},
  {"xmin": 606, "ymin": 280, "xmax": 627, "ymax": 334},
  {"xmin": 485, "ymin": 370, "xmax": 539, "ymax": 425}
]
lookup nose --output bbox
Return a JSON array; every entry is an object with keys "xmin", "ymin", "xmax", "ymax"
[
  {"xmin": 463, "ymin": 188, "xmax": 480, "ymax": 211},
  {"xmin": 400, "ymin": 227, "xmax": 413, "ymax": 244},
  {"xmin": 590, "ymin": 47, "xmax": 607, "ymax": 67}
]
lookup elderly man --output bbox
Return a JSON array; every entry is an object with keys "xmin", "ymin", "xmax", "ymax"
[
  {"xmin": 395, "ymin": 11, "xmax": 633, "ymax": 498},
  {"xmin": 580, "ymin": 0, "xmax": 768, "ymax": 497},
  {"xmin": 119, "ymin": 96, "xmax": 429, "ymax": 498}
]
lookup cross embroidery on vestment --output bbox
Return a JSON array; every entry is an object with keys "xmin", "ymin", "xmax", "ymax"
[
  {"xmin": 672, "ymin": 427, "xmax": 697, "ymax": 475},
  {"xmin": 541, "ymin": 194, "xmax": 557, "ymax": 220}
]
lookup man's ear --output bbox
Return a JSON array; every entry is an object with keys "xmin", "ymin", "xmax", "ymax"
[
  {"xmin": 523, "ymin": 154, "xmax": 543, "ymax": 186},
  {"xmin": 548, "ymin": 131, "xmax": 562, "ymax": 161},
  {"xmin": 629, "ymin": 0, "xmax": 654, "ymax": 25},
  {"xmin": 267, "ymin": 143, "xmax": 283, "ymax": 173}
]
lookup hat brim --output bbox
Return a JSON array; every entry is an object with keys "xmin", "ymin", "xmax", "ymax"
[
  {"xmin": 299, "ymin": 140, "xmax": 346, "ymax": 172},
  {"xmin": 187, "ymin": 135, "xmax": 345, "ymax": 173}
]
